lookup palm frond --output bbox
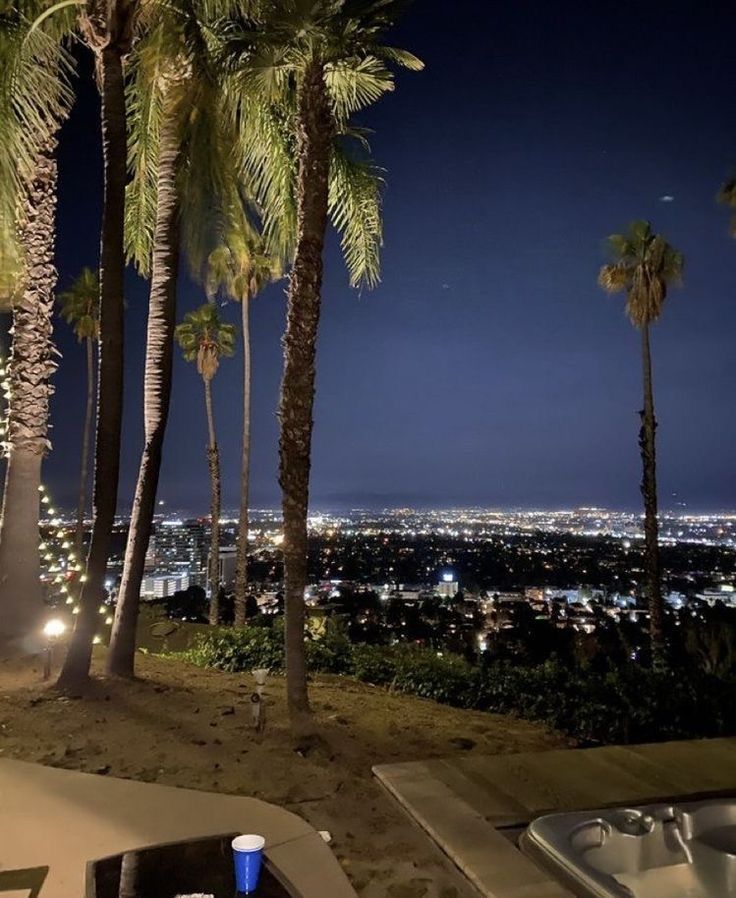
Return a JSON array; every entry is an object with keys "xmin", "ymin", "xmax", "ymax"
[
  {"xmin": 374, "ymin": 45, "xmax": 423, "ymax": 71},
  {"xmin": 232, "ymin": 92, "xmax": 297, "ymax": 256},
  {"xmin": 598, "ymin": 263, "xmax": 628, "ymax": 294},
  {"xmin": 717, "ymin": 176, "xmax": 736, "ymax": 238},
  {"xmin": 124, "ymin": 22, "xmax": 168, "ymax": 275},
  {"xmin": 0, "ymin": 6, "xmax": 74, "ymax": 300},
  {"xmin": 58, "ymin": 266, "xmax": 100, "ymax": 340},
  {"xmin": 324, "ymin": 54, "xmax": 393, "ymax": 121},
  {"xmin": 328, "ymin": 138, "xmax": 383, "ymax": 288},
  {"xmin": 598, "ymin": 221, "xmax": 682, "ymax": 327}
]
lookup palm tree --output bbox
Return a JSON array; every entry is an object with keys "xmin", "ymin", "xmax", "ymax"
[
  {"xmin": 58, "ymin": 267, "xmax": 100, "ymax": 561},
  {"xmin": 107, "ymin": 0, "xmax": 264, "ymax": 677},
  {"xmin": 598, "ymin": 220, "xmax": 683, "ymax": 665},
  {"xmin": 175, "ymin": 303, "xmax": 235, "ymax": 625},
  {"xmin": 0, "ymin": 5, "xmax": 73, "ymax": 651},
  {"xmin": 205, "ymin": 223, "xmax": 281, "ymax": 628},
  {"xmin": 106, "ymin": 62, "xmax": 184, "ymax": 677},
  {"xmin": 717, "ymin": 177, "xmax": 736, "ymax": 236},
  {"xmin": 220, "ymin": 0, "xmax": 421, "ymax": 736},
  {"xmin": 58, "ymin": 0, "xmax": 140, "ymax": 688}
]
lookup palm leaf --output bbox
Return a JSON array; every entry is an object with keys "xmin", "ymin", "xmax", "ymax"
[
  {"xmin": 328, "ymin": 139, "xmax": 383, "ymax": 288},
  {"xmin": 0, "ymin": 7, "xmax": 74, "ymax": 300}
]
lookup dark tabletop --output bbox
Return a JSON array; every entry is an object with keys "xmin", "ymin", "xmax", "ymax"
[{"xmin": 89, "ymin": 833, "xmax": 294, "ymax": 898}]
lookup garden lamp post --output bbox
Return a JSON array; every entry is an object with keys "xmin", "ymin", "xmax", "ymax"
[{"xmin": 42, "ymin": 618, "xmax": 66, "ymax": 680}]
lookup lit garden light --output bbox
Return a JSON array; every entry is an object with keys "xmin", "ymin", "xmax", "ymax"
[{"xmin": 42, "ymin": 618, "xmax": 67, "ymax": 681}]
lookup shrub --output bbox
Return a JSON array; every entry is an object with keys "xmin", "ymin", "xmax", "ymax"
[
  {"xmin": 177, "ymin": 625, "xmax": 736, "ymax": 745},
  {"xmin": 181, "ymin": 624, "xmax": 285, "ymax": 673},
  {"xmin": 390, "ymin": 647, "xmax": 478, "ymax": 707},
  {"xmin": 350, "ymin": 644, "xmax": 398, "ymax": 685}
]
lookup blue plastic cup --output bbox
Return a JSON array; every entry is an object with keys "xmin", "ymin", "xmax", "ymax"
[{"xmin": 232, "ymin": 834, "xmax": 266, "ymax": 894}]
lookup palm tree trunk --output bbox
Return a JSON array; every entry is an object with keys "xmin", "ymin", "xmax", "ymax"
[
  {"xmin": 204, "ymin": 377, "xmax": 221, "ymax": 625},
  {"xmin": 74, "ymin": 335, "xmax": 95, "ymax": 560},
  {"xmin": 233, "ymin": 291, "xmax": 252, "ymax": 628},
  {"xmin": 118, "ymin": 850, "xmax": 140, "ymax": 898},
  {"xmin": 639, "ymin": 323, "xmax": 664, "ymax": 665},
  {"xmin": 106, "ymin": 105, "xmax": 180, "ymax": 678},
  {"xmin": 0, "ymin": 139, "xmax": 59, "ymax": 653},
  {"xmin": 58, "ymin": 44, "xmax": 127, "ymax": 688},
  {"xmin": 278, "ymin": 60, "xmax": 333, "ymax": 738}
]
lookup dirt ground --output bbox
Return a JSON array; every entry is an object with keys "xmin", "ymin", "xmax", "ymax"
[{"xmin": 0, "ymin": 650, "xmax": 569, "ymax": 898}]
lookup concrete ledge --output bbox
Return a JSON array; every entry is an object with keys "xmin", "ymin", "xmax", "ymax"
[
  {"xmin": 0, "ymin": 758, "xmax": 356, "ymax": 898},
  {"xmin": 374, "ymin": 760, "xmax": 570, "ymax": 898}
]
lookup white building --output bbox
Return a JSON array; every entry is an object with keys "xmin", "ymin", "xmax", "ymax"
[
  {"xmin": 140, "ymin": 573, "xmax": 190, "ymax": 599},
  {"xmin": 696, "ymin": 585, "xmax": 736, "ymax": 608},
  {"xmin": 436, "ymin": 572, "xmax": 459, "ymax": 599}
]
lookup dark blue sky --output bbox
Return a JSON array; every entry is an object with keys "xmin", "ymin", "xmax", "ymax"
[{"xmin": 34, "ymin": 0, "xmax": 736, "ymax": 512}]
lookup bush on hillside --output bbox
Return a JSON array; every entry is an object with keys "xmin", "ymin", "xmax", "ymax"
[{"xmin": 177, "ymin": 625, "xmax": 736, "ymax": 746}]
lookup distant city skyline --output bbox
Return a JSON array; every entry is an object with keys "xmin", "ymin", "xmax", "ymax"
[
  {"xmin": 10, "ymin": 0, "xmax": 736, "ymax": 512},
  {"xmin": 45, "ymin": 501, "xmax": 736, "ymax": 532}
]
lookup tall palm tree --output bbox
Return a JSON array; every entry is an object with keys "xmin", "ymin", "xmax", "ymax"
[
  {"xmin": 205, "ymin": 222, "xmax": 281, "ymax": 628},
  {"xmin": 107, "ymin": 0, "xmax": 264, "ymax": 676},
  {"xmin": 717, "ymin": 176, "xmax": 736, "ymax": 236},
  {"xmin": 598, "ymin": 220, "xmax": 683, "ymax": 665},
  {"xmin": 220, "ymin": 0, "xmax": 421, "ymax": 736},
  {"xmin": 58, "ymin": 0, "xmax": 140, "ymax": 688},
  {"xmin": 174, "ymin": 303, "xmax": 235, "ymax": 625},
  {"xmin": 0, "ymin": 5, "xmax": 73, "ymax": 651},
  {"xmin": 58, "ymin": 267, "xmax": 100, "ymax": 560}
]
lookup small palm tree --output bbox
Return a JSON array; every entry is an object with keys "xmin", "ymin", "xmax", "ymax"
[
  {"xmin": 598, "ymin": 220, "xmax": 683, "ymax": 665},
  {"xmin": 717, "ymin": 177, "xmax": 736, "ymax": 236},
  {"xmin": 58, "ymin": 267, "xmax": 100, "ymax": 561},
  {"xmin": 206, "ymin": 219, "xmax": 282, "ymax": 629},
  {"xmin": 175, "ymin": 303, "xmax": 235, "ymax": 625},
  {"xmin": 220, "ymin": 0, "xmax": 421, "ymax": 737}
]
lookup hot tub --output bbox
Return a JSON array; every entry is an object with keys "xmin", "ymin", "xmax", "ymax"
[{"xmin": 520, "ymin": 800, "xmax": 736, "ymax": 897}]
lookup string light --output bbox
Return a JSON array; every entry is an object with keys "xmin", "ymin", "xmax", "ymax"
[{"xmin": 0, "ymin": 354, "xmax": 110, "ymax": 649}]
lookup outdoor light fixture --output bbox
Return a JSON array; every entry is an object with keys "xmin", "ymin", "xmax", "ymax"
[
  {"xmin": 43, "ymin": 618, "xmax": 65, "ymax": 639},
  {"xmin": 42, "ymin": 618, "xmax": 66, "ymax": 680}
]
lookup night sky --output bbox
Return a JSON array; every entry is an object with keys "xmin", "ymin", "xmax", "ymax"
[{"xmin": 20, "ymin": 0, "xmax": 736, "ymax": 513}]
